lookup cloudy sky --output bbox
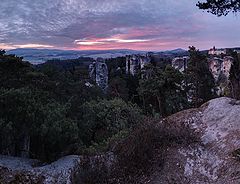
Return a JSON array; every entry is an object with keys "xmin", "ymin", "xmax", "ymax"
[{"xmin": 0, "ymin": 0, "xmax": 240, "ymax": 51}]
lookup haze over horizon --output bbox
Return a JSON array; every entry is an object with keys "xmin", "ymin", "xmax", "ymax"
[{"xmin": 1, "ymin": 0, "xmax": 240, "ymax": 51}]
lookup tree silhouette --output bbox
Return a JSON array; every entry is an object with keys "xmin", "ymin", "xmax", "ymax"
[
  {"xmin": 0, "ymin": 50, "xmax": 6, "ymax": 56},
  {"xmin": 197, "ymin": 0, "xmax": 240, "ymax": 16}
]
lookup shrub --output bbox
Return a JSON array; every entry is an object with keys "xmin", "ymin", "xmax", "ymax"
[
  {"xmin": 77, "ymin": 98, "xmax": 144, "ymax": 146},
  {"xmin": 81, "ymin": 117, "xmax": 199, "ymax": 183}
]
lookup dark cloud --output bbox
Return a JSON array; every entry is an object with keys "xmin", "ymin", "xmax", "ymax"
[{"xmin": 0, "ymin": 0, "xmax": 239, "ymax": 50}]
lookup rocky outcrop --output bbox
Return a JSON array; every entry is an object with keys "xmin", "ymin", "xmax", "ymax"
[
  {"xmin": 0, "ymin": 153, "xmax": 116, "ymax": 184},
  {"xmin": 89, "ymin": 57, "xmax": 108, "ymax": 91},
  {"xmin": 0, "ymin": 155, "xmax": 82, "ymax": 184},
  {"xmin": 126, "ymin": 54, "xmax": 151, "ymax": 76},
  {"xmin": 208, "ymin": 56, "xmax": 233, "ymax": 82},
  {"xmin": 171, "ymin": 56, "xmax": 189, "ymax": 72},
  {"xmin": 148, "ymin": 97, "xmax": 240, "ymax": 184}
]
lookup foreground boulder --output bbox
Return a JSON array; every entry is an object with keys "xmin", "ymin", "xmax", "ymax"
[
  {"xmin": 148, "ymin": 97, "xmax": 240, "ymax": 184},
  {"xmin": 0, "ymin": 155, "xmax": 81, "ymax": 184}
]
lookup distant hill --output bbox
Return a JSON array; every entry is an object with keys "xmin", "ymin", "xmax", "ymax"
[
  {"xmin": 162, "ymin": 48, "xmax": 187, "ymax": 54},
  {"xmin": 157, "ymin": 48, "xmax": 188, "ymax": 55},
  {"xmin": 6, "ymin": 48, "xmax": 190, "ymax": 64},
  {"xmin": 7, "ymin": 49, "xmax": 146, "ymax": 64}
]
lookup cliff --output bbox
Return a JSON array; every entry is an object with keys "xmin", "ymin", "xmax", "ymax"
[{"xmin": 147, "ymin": 97, "xmax": 240, "ymax": 183}]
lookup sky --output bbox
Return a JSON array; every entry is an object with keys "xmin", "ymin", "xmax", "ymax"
[{"xmin": 0, "ymin": 0, "xmax": 240, "ymax": 51}]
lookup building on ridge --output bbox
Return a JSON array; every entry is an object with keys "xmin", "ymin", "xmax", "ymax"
[{"xmin": 208, "ymin": 46, "xmax": 227, "ymax": 56}]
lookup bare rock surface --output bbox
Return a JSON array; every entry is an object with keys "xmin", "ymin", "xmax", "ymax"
[
  {"xmin": 148, "ymin": 97, "xmax": 240, "ymax": 184},
  {"xmin": 0, "ymin": 155, "xmax": 81, "ymax": 184}
]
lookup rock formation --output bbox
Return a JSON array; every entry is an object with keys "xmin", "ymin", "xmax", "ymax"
[
  {"xmin": 126, "ymin": 54, "xmax": 151, "ymax": 76},
  {"xmin": 208, "ymin": 57, "xmax": 223, "ymax": 81},
  {"xmin": 221, "ymin": 56, "xmax": 233, "ymax": 79},
  {"xmin": 208, "ymin": 56, "xmax": 233, "ymax": 82},
  {"xmin": 145, "ymin": 97, "xmax": 240, "ymax": 183},
  {"xmin": 208, "ymin": 56, "xmax": 233, "ymax": 95},
  {"xmin": 0, "ymin": 155, "xmax": 82, "ymax": 184},
  {"xmin": 234, "ymin": 49, "xmax": 240, "ymax": 53},
  {"xmin": 171, "ymin": 56, "xmax": 189, "ymax": 72},
  {"xmin": 0, "ymin": 153, "xmax": 115, "ymax": 184},
  {"xmin": 89, "ymin": 57, "xmax": 108, "ymax": 91}
]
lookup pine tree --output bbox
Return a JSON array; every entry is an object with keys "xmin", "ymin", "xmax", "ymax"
[
  {"xmin": 138, "ymin": 64, "xmax": 188, "ymax": 117},
  {"xmin": 186, "ymin": 46, "xmax": 216, "ymax": 107}
]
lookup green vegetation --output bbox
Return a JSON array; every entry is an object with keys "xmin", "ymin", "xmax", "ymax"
[
  {"xmin": 138, "ymin": 64, "xmax": 188, "ymax": 117},
  {"xmin": 0, "ymin": 87, "xmax": 78, "ymax": 161},
  {"xmin": 0, "ymin": 48, "xmax": 217, "ymax": 162},
  {"xmin": 78, "ymin": 99, "xmax": 143, "ymax": 145},
  {"xmin": 186, "ymin": 46, "xmax": 216, "ymax": 107}
]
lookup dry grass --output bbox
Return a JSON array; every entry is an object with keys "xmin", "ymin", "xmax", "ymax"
[
  {"xmin": 0, "ymin": 166, "xmax": 45, "ymax": 184},
  {"xmin": 80, "ymin": 116, "xmax": 199, "ymax": 184}
]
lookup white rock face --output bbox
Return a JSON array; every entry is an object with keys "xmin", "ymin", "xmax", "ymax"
[
  {"xmin": 171, "ymin": 56, "xmax": 189, "ymax": 72},
  {"xmin": 126, "ymin": 54, "xmax": 151, "ymax": 76},
  {"xmin": 0, "ymin": 155, "xmax": 82, "ymax": 184},
  {"xmin": 0, "ymin": 152, "xmax": 115, "ymax": 183},
  {"xmin": 208, "ymin": 56, "xmax": 233, "ymax": 82},
  {"xmin": 36, "ymin": 155, "xmax": 81, "ymax": 184},
  {"xmin": 0, "ymin": 155, "xmax": 39, "ymax": 170},
  {"xmin": 186, "ymin": 97, "xmax": 240, "ymax": 183},
  {"xmin": 89, "ymin": 57, "xmax": 108, "ymax": 91},
  {"xmin": 149, "ymin": 97, "xmax": 240, "ymax": 184}
]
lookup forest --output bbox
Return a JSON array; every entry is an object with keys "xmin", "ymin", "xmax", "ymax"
[{"xmin": 0, "ymin": 47, "xmax": 239, "ymax": 165}]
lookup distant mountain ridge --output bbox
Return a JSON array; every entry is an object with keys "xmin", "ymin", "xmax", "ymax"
[
  {"xmin": 161, "ymin": 48, "xmax": 186, "ymax": 53},
  {"xmin": 7, "ymin": 49, "xmax": 146, "ymax": 64},
  {"xmin": 7, "ymin": 48, "xmax": 187, "ymax": 64}
]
